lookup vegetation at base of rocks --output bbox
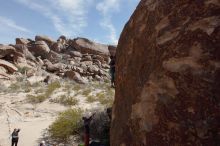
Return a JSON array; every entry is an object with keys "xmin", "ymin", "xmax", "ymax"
[
  {"xmin": 26, "ymin": 94, "xmax": 47, "ymax": 103},
  {"xmin": 9, "ymin": 83, "xmax": 21, "ymax": 91},
  {"xmin": 96, "ymin": 92, "xmax": 114, "ymax": 106},
  {"xmin": 86, "ymin": 95, "xmax": 97, "ymax": 103},
  {"xmin": 24, "ymin": 88, "xmax": 32, "ymax": 93},
  {"xmin": 27, "ymin": 81, "xmax": 61, "ymax": 103},
  {"xmin": 50, "ymin": 95, "xmax": 79, "ymax": 106},
  {"xmin": 45, "ymin": 81, "xmax": 61, "ymax": 97},
  {"xmin": 48, "ymin": 109, "xmax": 82, "ymax": 141},
  {"xmin": 17, "ymin": 66, "xmax": 30, "ymax": 74},
  {"xmin": 86, "ymin": 89, "xmax": 114, "ymax": 106},
  {"xmin": 81, "ymin": 88, "xmax": 92, "ymax": 96},
  {"xmin": 72, "ymin": 84, "xmax": 82, "ymax": 92},
  {"xmin": 31, "ymin": 82, "xmax": 42, "ymax": 88},
  {"xmin": 0, "ymin": 83, "xmax": 8, "ymax": 93}
]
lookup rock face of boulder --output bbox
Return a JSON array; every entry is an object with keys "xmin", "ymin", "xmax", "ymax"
[
  {"xmin": 0, "ymin": 59, "xmax": 18, "ymax": 73},
  {"xmin": 35, "ymin": 35, "xmax": 55, "ymax": 46},
  {"xmin": 65, "ymin": 71, "xmax": 87, "ymax": 84},
  {"xmin": 13, "ymin": 44, "xmax": 36, "ymax": 61},
  {"xmin": 0, "ymin": 45, "xmax": 16, "ymax": 58},
  {"xmin": 16, "ymin": 38, "xmax": 30, "ymax": 45},
  {"xmin": 111, "ymin": 0, "xmax": 220, "ymax": 146},
  {"xmin": 70, "ymin": 38, "xmax": 110, "ymax": 60},
  {"xmin": 28, "ymin": 41, "xmax": 50, "ymax": 58}
]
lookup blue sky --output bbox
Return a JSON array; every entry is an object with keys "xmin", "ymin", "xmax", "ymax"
[{"xmin": 0, "ymin": 0, "xmax": 140, "ymax": 45}]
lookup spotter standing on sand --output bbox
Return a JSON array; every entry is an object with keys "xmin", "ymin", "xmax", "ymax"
[{"xmin": 11, "ymin": 128, "xmax": 20, "ymax": 146}]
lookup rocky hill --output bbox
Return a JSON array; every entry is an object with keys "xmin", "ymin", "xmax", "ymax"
[{"xmin": 0, "ymin": 35, "xmax": 116, "ymax": 84}]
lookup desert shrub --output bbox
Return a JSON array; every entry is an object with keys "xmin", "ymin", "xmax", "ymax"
[
  {"xmin": 17, "ymin": 66, "xmax": 30, "ymax": 74},
  {"xmin": 51, "ymin": 95, "xmax": 79, "ymax": 106},
  {"xmin": 86, "ymin": 95, "xmax": 97, "ymax": 103},
  {"xmin": 24, "ymin": 88, "xmax": 32, "ymax": 93},
  {"xmin": 73, "ymin": 84, "xmax": 82, "ymax": 92},
  {"xmin": 96, "ymin": 92, "xmax": 114, "ymax": 106},
  {"xmin": 81, "ymin": 88, "xmax": 92, "ymax": 96},
  {"xmin": 9, "ymin": 83, "xmax": 21, "ymax": 91},
  {"xmin": 45, "ymin": 81, "xmax": 61, "ymax": 97},
  {"xmin": 48, "ymin": 109, "xmax": 82, "ymax": 141},
  {"xmin": 26, "ymin": 94, "xmax": 47, "ymax": 103},
  {"xmin": 0, "ymin": 83, "xmax": 8, "ymax": 92},
  {"xmin": 26, "ymin": 81, "xmax": 61, "ymax": 104},
  {"xmin": 31, "ymin": 82, "xmax": 42, "ymax": 88},
  {"xmin": 34, "ymin": 88, "xmax": 45, "ymax": 94}
]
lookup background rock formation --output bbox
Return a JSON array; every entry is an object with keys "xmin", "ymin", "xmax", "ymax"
[
  {"xmin": 0, "ymin": 35, "xmax": 116, "ymax": 83},
  {"xmin": 111, "ymin": 0, "xmax": 220, "ymax": 146}
]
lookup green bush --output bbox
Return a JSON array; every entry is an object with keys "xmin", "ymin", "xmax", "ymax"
[
  {"xmin": 73, "ymin": 84, "xmax": 82, "ymax": 92},
  {"xmin": 26, "ymin": 81, "xmax": 61, "ymax": 104},
  {"xmin": 26, "ymin": 94, "xmax": 47, "ymax": 103},
  {"xmin": 82, "ymin": 88, "xmax": 92, "ymax": 96},
  {"xmin": 45, "ymin": 81, "xmax": 61, "ymax": 96},
  {"xmin": 9, "ymin": 83, "xmax": 21, "ymax": 91},
  {"xmin": 86, "ymin": 95, "xmax": 97, "ymax": 103},
  {"xmin": 51, "ymin": 95, "xmax": 79, "ymax": 106},
  {"xmin": 48, "ymin": 109, "xmax": 82, "ymax": 141},
  {"xmin": 96, "ymin": 92, "xmax": 114, "ymax": 106},
  {"xmin": 17, "ymin": 66, "xmax": 30, "ymax": 74}
]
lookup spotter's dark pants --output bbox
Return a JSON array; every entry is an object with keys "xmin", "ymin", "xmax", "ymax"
[{"xmin": 11, "ymin": 139, "xmax": 18, "ymax": 146}]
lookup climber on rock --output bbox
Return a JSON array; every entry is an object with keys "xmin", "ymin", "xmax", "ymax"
[
  {"xmin": 109, "ymin": 55, "xmax": 116, "ymax": 88},
  {"xmin": 82, "ymin": 113, "xmax": 96, "ymax": 146},
  {"xmin": 11, "ymin": 128, "xmax": 20, "ymax": 146}
]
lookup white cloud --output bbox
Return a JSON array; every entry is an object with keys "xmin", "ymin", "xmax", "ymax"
[
  {"xmin": 100, "ymin": 18, "xmax": 118, "ymax": 44},
  {"xmin": 14, "ymin": 0, "xmax": 90, "ymax": 37},
  {"xmin": 0, "ymin": 16, "xmax": 30, "ymax": 33},
  {"xmin": 96, "ymin": 0, "xmax": 120, "ymax": 15},
  {"xmin": 96, "ymin": 0, "xmax": 121, "ymax": 45}
]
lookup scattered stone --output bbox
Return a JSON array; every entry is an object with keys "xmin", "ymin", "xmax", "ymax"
[
  {"xmin": 64, "ymin": 71, "xmax": 87, "ymax": 84},
  {"xmin": 0, "ymin": 59, "xmax": 18, "ymax": 73},
  {"xmin": 69, "ymin": 51, "xmax": 82, "ymax": 58}
]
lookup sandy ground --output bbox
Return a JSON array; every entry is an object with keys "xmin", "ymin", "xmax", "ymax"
[
  {"xmin": 0, "ymin": 88, "xmax": 104, "ymax": 146},
  {"xmin": 0, "ymin": 92, "xmax": 64, "ymax": 146}
]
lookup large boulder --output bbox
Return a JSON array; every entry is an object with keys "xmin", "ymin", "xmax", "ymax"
[
  {"xmin": 0, "ymin": 45, "xmax": 16, "ymax": 58},
  {"xmin": 16, "ymin": 38, "xmax": 30, "ymax": 45},
  {"xmin": 64, "ymin": 71, "xmax": 87, "ymax": 84},
  {"xmin": 13, "ymin": 44, "xmax": 36, "ymax": 61},
  {"xmin": 0, "ymin": 59, "xmax": 18, "ymax": 73},
  {"xmin": 51, "ymin": 42, "xmax": 65, "ymax": 53},
  {"xmin": 92, "ymin": 55, "xmax": 105, "ymax": 64},
  {"xmin": 44, "ymin": 60, "xmax": 60, "ymax": 72},
  {"xmin": 69, "ymin": 51, "xmax": 82, "ymax": 58},
  {"xmin": 57, "ymin": 35, "xmax": 67, "ymax": 45},
  {"xmin": 70, "ymin": 38, "xmax": 110, "ymax": 61},
  {"xmin": 82, "ymin": 55, "xmax": 92, "ymax": 62},
  {"xmin": 0, "ymin": 66, "xmax": 9, "ymax": 79},
  {"xmin": 35, "ymin": 35, "xmax": 55, "ymax": 46},
  {"xmin": 45, "ymin": 50, "xmax": 62, "ymax": 63},
  {"xmin": 28, "ymin": 41, "xmax": 50, "ymax": 58},
  {"xmin": 111, "ymin": 1, "xmax": 220, "ymax": 146}
]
